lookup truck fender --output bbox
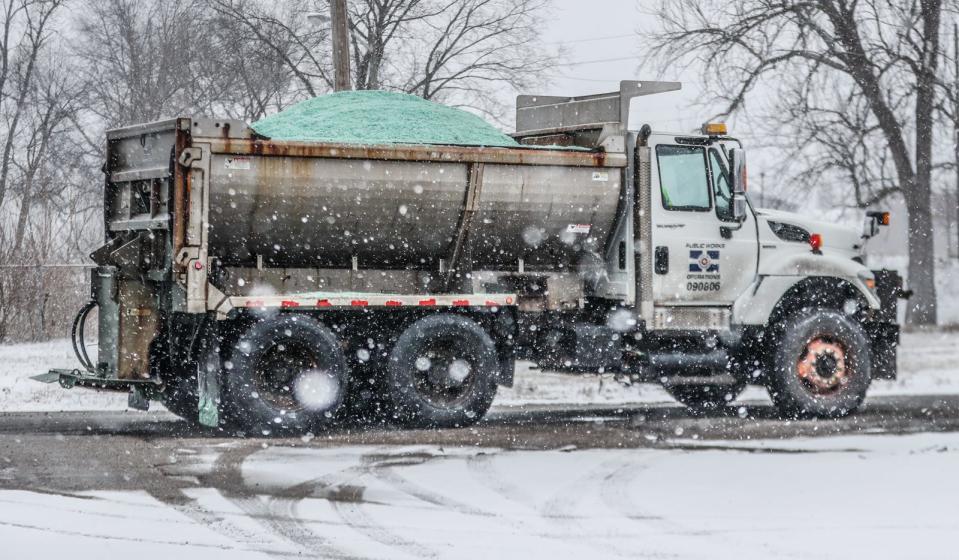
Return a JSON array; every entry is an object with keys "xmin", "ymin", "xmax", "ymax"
[
  {"xmin": 753, "ymin": 252, "xmax": 877, "ymax": 306},
  {"xmin": 732, "ymin": 276, "xmax": 803, "ymax": 326},
  {"xmin": 733, "ymin": 263, "xmax": 880, "ymax": 327}
]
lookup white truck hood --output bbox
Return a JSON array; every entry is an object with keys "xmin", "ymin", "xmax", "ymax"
[{"xmin": 756, "ymin": 208, "xmax": 862, "ymax": 255}]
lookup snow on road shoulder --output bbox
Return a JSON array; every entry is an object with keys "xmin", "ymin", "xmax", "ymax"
[
  {"xmin": 0, "ymin": 339, "xmax": 127, "ymax": 412},
  {"xmin": 0, "ymin": 330, "xmax": 956, "ymax": 412},
  {"xmin": 870, "ymin": 329, "xmax": 959, "ymax": 396}
]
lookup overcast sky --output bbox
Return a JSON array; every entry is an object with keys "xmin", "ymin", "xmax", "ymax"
[
  {"xmin": 539, "ymin": 0, "xmax": 709, "ymax": 133},
  {"xmin": 535, "ymin": 2, "xmax": 796, "ymax": 203}
]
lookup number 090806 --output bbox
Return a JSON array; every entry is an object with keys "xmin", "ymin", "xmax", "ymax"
[{"xmin": 686, "ymin": 281, "xmax": 720, "ymax": 292}]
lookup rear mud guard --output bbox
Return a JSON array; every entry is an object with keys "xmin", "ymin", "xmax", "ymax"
[{"xmin": 197, "ymin": 321, "xmax": 221, "ymax": 428}]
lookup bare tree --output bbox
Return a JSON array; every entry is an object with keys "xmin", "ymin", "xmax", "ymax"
[
  {"xmin": 73, "ymin": 0, "xmax": 239, "ymax": 126},
  {"xmin": 10, "ymin": 56, "xmax": 82, "ymax": 254},
  {"xmin": 939, "ymin": 22, "xmax": 959, "ymax": 260},
  {"xmin": 770, "ymin": 76, "xmax": 904, "ymax": 210},
  {"xmin": 204, "ymin": 5, "xmax": 312, "ymax": 120},
  {"xmin": 207, "ymin": 0, "xmax": 335, "ymax": 101},
  {"xmin": 210, "ymin": 0, "xmax": 556, "ymax": 122},
  {"xmin": 0, "ymin": 0, "xmax": 62, "ymax": 212},
  {"xmin": 648, "ymin": 0, "xmax": 946, "ymax": 325}
]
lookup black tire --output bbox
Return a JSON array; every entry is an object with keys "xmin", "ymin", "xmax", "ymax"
[
  {"xmin": 385, "ymin": 314, "xmax": 498, "ymax": 428},
  {"xmin": 665, "ymin": 383, "xmax": 745, "ymax": 413},
  {"xmin": 223, "ymin": 314, "xmax": 348, "ymax": 434},
  {"xmin": 766, "ymin": 309, "xmax": 871, "ymax": 418},
  {"xmin": 150, "ymin": 335, "xmax": 200, "ymax": 424},
  {"xmin": 161, "ymin": 371, "xmax": 200, "ymax": 422}
]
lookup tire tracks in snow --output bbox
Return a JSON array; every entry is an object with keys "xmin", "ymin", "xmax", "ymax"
[
  {"xmin": 537, "ymin": 456, "xmax": 656, "ymax": 558},
  {"xmin": 209, "ymin": 443, "xmax": 359, "ymax": 560},
  {"xmin": 155, "ymin": 442, "xmax": 354, "ymax": 560},
  {"xmin": 360, "ymin": 449, "xmax": 608, "ymax": 554},
  {"xmin": 264, "ymin": 446, "xmax": 438, "ymax": 559},
  {"xmin": 467, "ymin": 450, "xmax": 678, "ymax": 558}
]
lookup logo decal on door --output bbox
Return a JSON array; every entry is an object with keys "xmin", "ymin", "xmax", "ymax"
[{"xmin": 689, "ymin": 250, "xmax": 720, "ymax": 273}]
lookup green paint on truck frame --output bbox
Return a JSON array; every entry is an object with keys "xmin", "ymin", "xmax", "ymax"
[{"xmin": 252, "ymin": 90, "xmax": 520, "ymax": 148}]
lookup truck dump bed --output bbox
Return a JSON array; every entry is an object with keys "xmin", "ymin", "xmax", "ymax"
[{"xmin": 104, "ymin": 118, "xmax": 627, "ymax": 277}]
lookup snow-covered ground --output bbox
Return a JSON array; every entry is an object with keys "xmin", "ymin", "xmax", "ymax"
[
  {"xmin": 1, "ymin": 330, "xmax": 957, "ymax": 412},
  {"xmin": 2, "ymin": 432, "xmax": 958, "ymax": 559}
]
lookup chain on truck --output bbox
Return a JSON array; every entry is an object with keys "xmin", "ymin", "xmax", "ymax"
[{"xmin": 36, "ymin": 81, "xmax": 904, "ymax": 432}]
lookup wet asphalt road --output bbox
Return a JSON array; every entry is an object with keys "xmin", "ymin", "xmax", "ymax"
[{"xmin": 1, "ymin": 394, "xmax": 959, "ymax": 496}]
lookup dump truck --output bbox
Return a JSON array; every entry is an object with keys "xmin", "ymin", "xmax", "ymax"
[{"xmin": 37, "ymin": 81, "xmax": 902, "ymax": 432}]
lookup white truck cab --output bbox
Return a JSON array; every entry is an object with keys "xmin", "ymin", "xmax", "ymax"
[
  {"xmin": 632, "ymin": 122, "xmax": 898, "ymax": 416},
  {"xmin": 646, "ymin": 129, "xmax": 881, "ymax": 322}
]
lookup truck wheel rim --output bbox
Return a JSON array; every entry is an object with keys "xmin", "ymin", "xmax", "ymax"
[
  {"xmin": 253, "ymin": 341, "xmax": 321, "ymax": 411},
  {"xmin": 411, "ymin": 337, "xmax": 475, "ymax": 406},
  {"xmin": 796, "ymin": 337, "xmax": 849, "ymax": 395}
]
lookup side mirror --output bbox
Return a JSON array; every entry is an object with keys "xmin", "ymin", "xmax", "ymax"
[
  {"xmin": 862, "ymin": 214, "xmax": 879, "ymax": 238},
  {"xmin": 729, "ymin": 148, "xmax": 747, "ymax": 194},
  {"xmin": 732, "ymin": 193, "xmax": 748, "ymax": 222},
  {"xmin": 729, "ymin": 148, "xmax": 748, "ymax": 222}
]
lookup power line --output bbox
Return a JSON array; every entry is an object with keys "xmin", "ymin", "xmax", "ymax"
[
  {"xmin": 546, "ymin": 32, "xmax": 635, "ymax": 45},
  {"xmin": 555, "ymin": 55, "xmax": 639, "ymax": 67},
  {"xmin": 555, "ymin": 75, "xmax": 622, "ymax": 83}
]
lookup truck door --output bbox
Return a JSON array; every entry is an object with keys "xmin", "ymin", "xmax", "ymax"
[{"xmin": 648, "ymin": 140, "xmax": 758, "ymax": 308}]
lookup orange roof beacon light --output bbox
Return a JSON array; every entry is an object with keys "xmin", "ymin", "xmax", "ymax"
[{"xmin": 701, "ymin": 122, "xmax": 728, "ymax": 136}]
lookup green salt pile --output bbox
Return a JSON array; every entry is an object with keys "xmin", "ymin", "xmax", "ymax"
[{"xmin": 251, "ymin": 90, "xmax": 519, "ymax": 148}]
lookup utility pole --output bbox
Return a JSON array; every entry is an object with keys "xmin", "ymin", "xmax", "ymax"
[{"xmin": 330, "ymin": 0, "xmax": 352, "ymax": 91}]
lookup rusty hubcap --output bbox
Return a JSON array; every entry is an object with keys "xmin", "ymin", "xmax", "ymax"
[{"xmin": 796, "ymin": 337, "xmax": 849, "ymax": 395}]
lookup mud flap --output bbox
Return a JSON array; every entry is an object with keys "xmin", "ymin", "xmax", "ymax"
[
  {"xmin": 198, "ymin": 364, "xmax": 219, "ymax": 427},
  {"xmin": 197, "ymin": 322, "xmax": 221, "ymax": 428}
]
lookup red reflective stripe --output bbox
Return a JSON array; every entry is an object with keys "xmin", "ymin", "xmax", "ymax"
[
  {"xmin": 419, "ymin": 298, "xmax": 436, "ymax": 306},
  {"xmin": 316, "ymin": 299, "xmax": 332, "ymax": 307},
  {"xmin": 245, "ymin": 300, "xmax": 264, "ymax": 307},
  {"xmin": 281, "ymin": 300, "xmax": 299, "ymax": 308},
  {"xmin": 385, "ymin": 300, "xmax": 403, "ymax": 307},
  {"xmin": 351, "ymin": 300, "xmax": 369, "ymax": 307},
  {"xmin": 452, "ymin": 299, "xmax": 470, "ymax": 306},
  {"xmin": 485, "ymin": 301, "xmax": 499, "ymax": 307}
]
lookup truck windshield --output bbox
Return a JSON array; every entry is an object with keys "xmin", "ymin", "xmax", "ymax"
[{"xmin": 656, "ymin": 145, "xmax": 711, "ymax": 211}]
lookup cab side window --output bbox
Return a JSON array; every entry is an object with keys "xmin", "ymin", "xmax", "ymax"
[
  {"xmin": 709, "ymin": 149, "xmax": 733, "ymax": 221},
  {"xmin": 656, "ymin": 145, "xmax": 710, "ymax": 211}
]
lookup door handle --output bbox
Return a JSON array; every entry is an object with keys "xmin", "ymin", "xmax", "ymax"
[{"xmin": 654, "ymin": 246, "xmax": 669, "ymax": 274}]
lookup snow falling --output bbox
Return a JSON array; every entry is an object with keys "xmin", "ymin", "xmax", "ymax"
[{"xmin": 1, "ymin": 0, "xmax": 958, "ymax": 558}]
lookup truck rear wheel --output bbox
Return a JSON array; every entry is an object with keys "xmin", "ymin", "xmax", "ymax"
[
  {"xmin": 385, "ymin": 314, "xmax": 498, "ymax": 428},
  {"xmin": 766, "ymin": 309, "xmax": 871, "ymax": 419},
  {"xmin": 223, "ymin": 315, "xmax": 348, "ymax": 434}
]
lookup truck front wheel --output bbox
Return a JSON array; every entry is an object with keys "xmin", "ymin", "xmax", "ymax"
[
  {"xmin": 223, "ymin": 315, "xmax": 348, "ymax": 434},
  {"xmin": 385, "ymin": 314, "xmax": 498, "ymax": 428},
  {"xmin": 766, "ymin": 309, "xmax": 872, "ymax": 418}
]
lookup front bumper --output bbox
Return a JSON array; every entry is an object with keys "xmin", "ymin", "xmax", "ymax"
[{"xmin": 866, "ymin": 269, "xmax": 904, "ymax": 380}]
